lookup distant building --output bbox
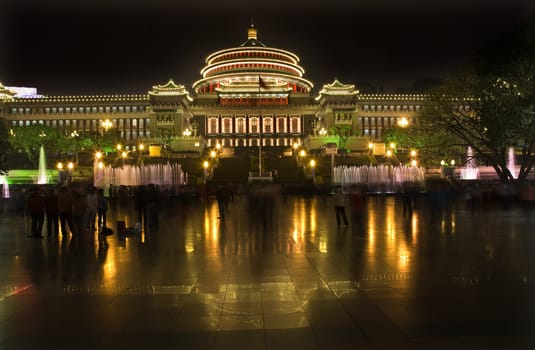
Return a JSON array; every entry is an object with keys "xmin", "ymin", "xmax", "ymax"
[{"xmin": 0, "ymin": 24, "xmax": 426, "ymax": 153}]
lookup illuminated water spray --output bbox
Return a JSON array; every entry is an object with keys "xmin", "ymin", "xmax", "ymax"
[{"xmin": 36, "ymin": 145, "xmax": 48, "ymax": 184}]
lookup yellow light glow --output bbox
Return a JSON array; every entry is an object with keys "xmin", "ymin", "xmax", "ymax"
[
  {"xmin": 203, "ymin": 160, "xmax": 209, "ymax": 169},
  {"xmin": 310, "ymin": 159, "xmax": 315, "ymax": 167},
  {"xmin": 56, "ymin": 162, "xmax": 63, "ymax": 170},
  {"xmin": 411, "ymin": 159, "xmax": 417, "ymax": 167},
  {"xmin": 138, "ymin": 143, "xmax": 144, "ymax": 151},
  {"xmin": 293, "ymin": 143, "xmax": 299, "ymax": 149},
  {"xmin": 95, "ymin": 151, "xmax": 102, "ymax": 159},
  {"xmin": 121, "ymin": 151, "xmax": 127, "ymax": 158},
  {"xmin": 98, "ymin": 161, "xmax": 104, "ymax": 169},
  {"xmin": 450, "ymin": 160, "xmax": 455, "ymax": 166},
  {"xmin": 390, "ymin": 142, "xmax": 395, "ymax": 149},
  {"xmin": 116, "ymin": 144, "xmax": 122, "ymax": 151},
  {"xmin": 210, "ymin": 150, "xmax": 217, "ymax": 158},
  {"xmin": 410, "ymin": 150, "xmax": 417, "ymax": 157},
  {"xmin": 398, "ymin": 117, "xmax": 409, "ymax": 127},
  {"xmin": 215, "ymin": 143, "xmax": 221, "ymax": 150},
  {"xmin": 67, "ymin": 162, "xmax": 74, "ymax": 170},
  {"xmin": 368, "ymin": 142, "xmax": 374, "ymax": 149},
  {"xmin": 299, "ymin": 150, "xmax": 306, "ymax": 157},
  {"xmin": 386, "ymin": 150, "xmax": 392, "ymax": 157},
  {"xmin": 440, "ymin": 160, "xmax": 446, "ymax": 166}
]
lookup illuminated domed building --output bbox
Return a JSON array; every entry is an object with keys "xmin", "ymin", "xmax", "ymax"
[{"xmin": 0, "ymin": 24, "xmax": 426, "ymax": 157}]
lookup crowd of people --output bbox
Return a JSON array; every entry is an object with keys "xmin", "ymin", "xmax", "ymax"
[
  {"xmin": 22, "ymin": 183, "xmax": 109, "ymax": 239},
  {"xmin": 14, "ymin": 177, "xmax": 535, "ymax": 241}
]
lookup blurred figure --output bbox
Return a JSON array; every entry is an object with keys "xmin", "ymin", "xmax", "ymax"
[
  {"xmin": 348, "ymin": 184, "xmax": 367, "ymax": 236},
  {"xmin": 86, "ymin": 185, "xmax": 98, "ymax": 232},
  {"xmin": 57, "ymin": 186, "xmax": 74, "ymax": 237},
  {"xmin": 45, "ymin": 187, "xmax": 59, "ymax": 237},
  {"xmin": 97, "ymin": 188, "xmax": 109, "ymax": 229},
  {"xmin": 27, "ymin": 187, "xmax": 45, "ymax": 238},
  {"xmin": 71, "ymin": 186, "xmax": 88, "ymax": 237},
  {"xmin": 333, "ymin": 186, "xmax": 348, "ymax": 226}
]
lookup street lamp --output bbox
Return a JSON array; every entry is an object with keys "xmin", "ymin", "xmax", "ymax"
[
  {"xmin": 299, "ymin": 149, "xmax": 306, "ymax": 166},
  {"xmin": 101, "ymin": 119, "xmax": 112, "ymax": 132},
  {"xmin": 398, "ymin": 117, "xmax": 409, "ymax": 127},
  {"xmin": 310, "ymin": 159, "xmax": 316, "ymax": 179}
]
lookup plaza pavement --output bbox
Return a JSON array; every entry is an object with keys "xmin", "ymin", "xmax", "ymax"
[{"xmin": 0, "ymin": 193, "xmax": 534, "ymax": 349}]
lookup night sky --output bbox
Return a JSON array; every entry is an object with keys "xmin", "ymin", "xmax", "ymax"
[{"xmin": 1, "ymin": 0, "xmax": 534, "ymax": 95}]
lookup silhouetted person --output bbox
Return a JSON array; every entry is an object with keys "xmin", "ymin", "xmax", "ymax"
[
  {"xmin": 334, "ymin": 187, "xmax": 349, "ymax": 226},
  {"xmin": 57, "ymin": 186, "xmax": 74, "ymax": 237},
  {"xmin": 86, "ymin": 185, "xmax": 98, "ymax": 232},
  {"xmin": 348, "ymin": 184, "xmax": 367, "ymax": 236},
  {"xmin": 97, "ymin": 188, "xmax": 109, "ymax": 229},
  {"xmin": 45, "ymin": 187, "xmax": 59, "ymax": 237},
  {"xmin": 27, "ymin": 187, "xmax": 45, "ymax": 238},
  {"xmin": 71, "ymin": 186, "xmax": 88, "ymax": 237}
]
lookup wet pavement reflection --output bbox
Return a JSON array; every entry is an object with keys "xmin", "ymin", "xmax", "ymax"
[{"xmin": 1, "ymin": 193, "xmax": 534, "ymax": 349}]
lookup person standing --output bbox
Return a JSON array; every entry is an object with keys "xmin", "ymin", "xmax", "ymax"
[
  {"xmin": 97, "ymin": 188, "xmax": 109, "ymax": 229},
  {"xmin": 86, "ymin": 186, "xmax": 98, "ymax": 232},
  {"xmin": 45, "ymin": 187, "xmax": 59, "ymax": 237},
  {"xmin": 71, "ymin": 186, "xmax": 88, "ymax": 237},
  {"xmin": 27, "ymin": 187, "xmax": 45, "ymax": 238},
  {"xmin": 57, "ymin": 186, "xmax": 74, "ymax": 237},
  {"xmin": 334, "ymin": 187, "xmax": 349, "ymax": 226},
  {"xmin": 348, "ymin": 184, "xmax": 367, "ymax": 236}
]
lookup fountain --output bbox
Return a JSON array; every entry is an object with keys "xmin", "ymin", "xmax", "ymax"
[
  {"xmin": 0, "ymin": 175, "xmax": 9, "ymax": 198},
  {"xmin": 36, "ymin": 145, "xmax": 48, "ymax": 184},
  {"xmin": 507, "ymin": 147, "xmax": 517, "ymax": 179},
  {"xmin": 94, "ymin": 162, "xmax": 188, "ymax": 191},
  {"xmin": 460, "ymin": 146, "xmax": 480, "ymax": 180},
  {"xmin": 333, "ymin": 164, "xmax": 425, "ymax": 193}
]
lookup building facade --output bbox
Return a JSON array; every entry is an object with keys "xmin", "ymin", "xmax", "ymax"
[{"xmin": 0, "ymin": 24, "xmax": 427, "ymax": 153}]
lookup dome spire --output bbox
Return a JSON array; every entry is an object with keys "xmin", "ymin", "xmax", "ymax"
[{"xmin": 247, "ymin": 19, "xmax": 257, "ymax": 40}]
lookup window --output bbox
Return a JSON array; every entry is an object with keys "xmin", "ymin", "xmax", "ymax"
[
  {"xmin": 250, "ymin": 118, "xmax": 258, "ymax": 133},
  {"xmin": 222, "ymin": 118, "xmax": 232, "ymax": 133},
  {"xmin": 277, "ymin": 117, "xmax": 286, "ymax": 132},
  {"xmin": 264, "ymin": 118, "xmax": 272, "ymax": 133},
  {"xmin": 208, "ymin": 118, "xmax": 218, "ymax": 133},
  {"xmin": 236, "ymin": 118, "xmax": 245, "ymax": 133},
  {"xmin": 290, "ymin": 117, "xmax": 299, "ymax": 133}
]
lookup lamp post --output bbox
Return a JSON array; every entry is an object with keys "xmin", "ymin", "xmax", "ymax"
[
  {"xmin": 67, "ymin": 162, "xmax": 74, "ymax": 183},
  {"xmin": 138, "ymin": 143, "xmax": 145, "ymax": 165},
  {"xmin": 299, "ymin": 149, "xmax": 306, "ymax": 165}
]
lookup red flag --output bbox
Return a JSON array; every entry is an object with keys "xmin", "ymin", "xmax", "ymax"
[{"xmin": 259, "ymin": 76, "xmax": 268, "ymax": 89}]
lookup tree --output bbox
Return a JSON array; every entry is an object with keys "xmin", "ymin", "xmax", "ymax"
[
  {"xmin": 8, "ymin": 124, "xmax": 63, "ymax": 166},
  {"xmin": 329, "ymin": 125, "xmax": 352, "ymax": 152},
  {"xmin": 421, "ymin": 68, "xmax": 535, "ymax": 183},
  {"xmin": 0, "ymin": 118, "xmax": 10, "ymax": 174}
]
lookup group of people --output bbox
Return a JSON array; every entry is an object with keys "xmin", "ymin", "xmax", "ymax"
[{"xmin": 24, "ymin": 184, "xmax": 109, "ymax": 238}]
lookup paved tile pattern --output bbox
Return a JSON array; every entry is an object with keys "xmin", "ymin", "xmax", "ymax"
[{"xmin": 1, "ymin": 194, "xmax": 534, "ymax": 349}]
